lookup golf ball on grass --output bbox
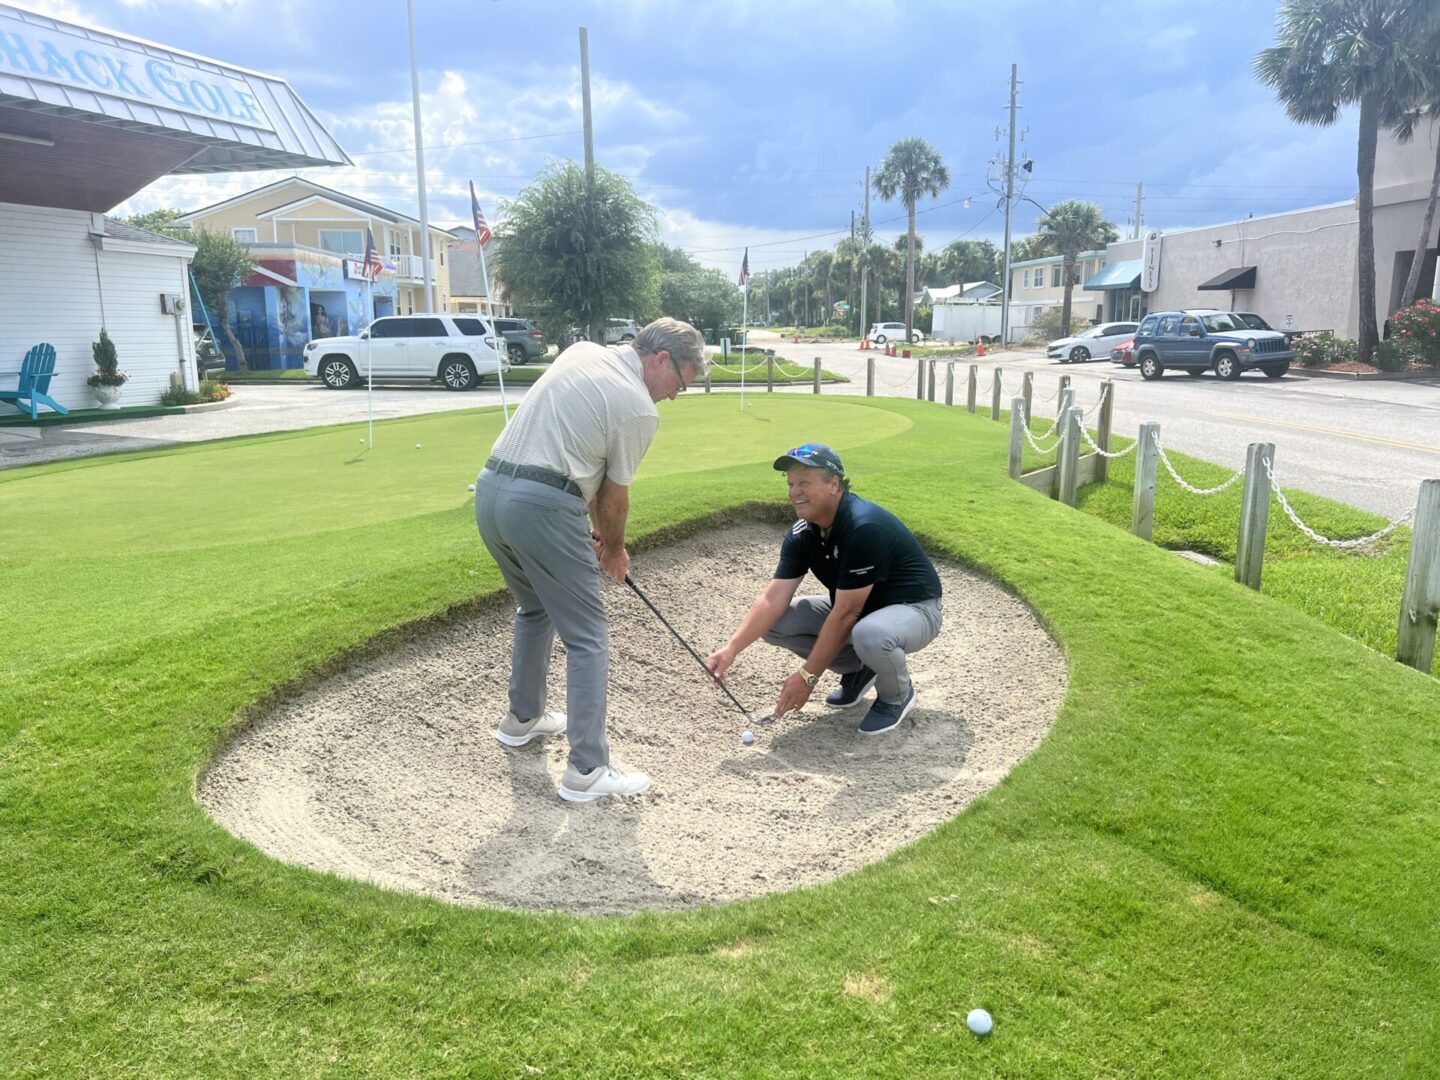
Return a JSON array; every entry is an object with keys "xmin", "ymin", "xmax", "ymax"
[
  {"xmin": 741, "ymin": 731, "xmax": 754, "ymax": 745},
  {"xmin": 966, "ymin": 1008, "xmax": 992, "ymax": 1036},
  {"xmin": 467, "ymin": 483, "xmax": 476, "ymax": 492},
  {"xmin": 415, "ymin": 443, "xmax": 422, "ymax": 449}
]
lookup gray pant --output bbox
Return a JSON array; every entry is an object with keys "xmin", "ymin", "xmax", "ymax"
[
  {"xmin": 475, "ymin": 468, "xmax": 609, "ymax": 772},
  {"xmin": 762, "ymin": 595, "xmax": 943, "ymax": 703}
]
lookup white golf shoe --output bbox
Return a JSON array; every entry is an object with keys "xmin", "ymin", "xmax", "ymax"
[
  {"xmin": 557, "ymin": 763, "xmax": 651, "ymax": 803},
  {"xmin": 494, "ymin": 710, "xmax": 567, "ymax": 748}
]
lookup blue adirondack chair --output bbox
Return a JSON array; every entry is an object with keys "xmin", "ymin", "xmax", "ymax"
[{"xmin": 0, "ymin": 343, "xmax": 68, "ymax": 420}]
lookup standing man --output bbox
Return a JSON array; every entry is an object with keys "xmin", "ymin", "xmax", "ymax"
[
  {"xmin": 476, "ymin": 317, "xmax": 707, "ymax": 802},
  {"xmin": 706, "ymin": 443, "xmax": 943, "ymax": 735}
]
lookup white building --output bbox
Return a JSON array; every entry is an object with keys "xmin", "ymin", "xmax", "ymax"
[
  {"xmin": 1006, "ymin": 249, "xmax": 1110, "ymax": 339},
  {"xmin": 0, "ymin": 2, "xmax": 347, "ymax": 414}
]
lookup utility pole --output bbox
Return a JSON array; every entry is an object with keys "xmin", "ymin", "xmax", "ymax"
[
  {"xmin": 999, "ymin": 63, "xmax": 1019, "ymax": 347},
  {"xmin": 803, "ymin": 250, "xmax": 809, "ymax": 328},
  {"xmin": 579, "ymin": 28, "xmax": 595, "ymax": 188},
  {"xmin": 861, "ymin": 164, "xmax": 870, "ymax": 338},
  {"xmin": 1132, "ymin": 182, "xmax": 1144, "ymax": 240},
  {"xmin": 407, "ymin": 0, "xmax": 435, "ymax": 311},
  {"xmin": 849, "ymin": 210, "xmax": 856, "ymax": 331}
]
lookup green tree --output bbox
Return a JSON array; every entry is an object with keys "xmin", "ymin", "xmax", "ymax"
[
  {"xmin": 661, "ymin": 265, "xmax": 742, "ymax": 332},
  {"xmin": 1033, "ymin": 201, "xmax": 1118, "ymax": 335},
  {"xmin": 189, "ymin": 228, "xmax": 255, "ymax": 373},
  {"xmin": 124, "ymin": 207, "xmax": 187, "ymax": 238},
  {"xmin": 874, "ymin": 137, "xmax": 950, "ymax": 344},
  {"xmin": 496, "ymin": 161, "xmax": 659, "ymax": 343},
  {"xmin": 939, "ymin": 239, "xmax": 1000, "ymax": 285},
  {"xmin": 1255, "ymin": 0, "xmax": 1436, "ymax": 363}
]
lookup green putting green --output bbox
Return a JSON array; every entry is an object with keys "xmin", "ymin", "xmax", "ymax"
[{"xmin": 1, "ymin": 394, "xmax": 1437, "ymax": 1076}]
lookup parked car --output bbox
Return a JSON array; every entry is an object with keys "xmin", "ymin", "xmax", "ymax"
[
  {"xmin": 492, "ymin": 316, "xmax": 547, "ymax": 364},
  {"xmin": 1233, "ymin": 311, "xmax": 1273, "ymax": 331},
  {"xmin": 303, "ymin": 312, "xmax": 507, "ymax": 390},
  {"xmin": 868, "ymin": 321, "xmax": 925, "ymax": 345},
  {"xmin": 1047, "ymin": 321, "xmax": 1139, "ymax": 363},
  {"xmin": 1110, "ymin": 337, "xmax": 1136, "ymax": 367},
  {"xmin": 1131, "ymin": 309, "xmax": 1295, "ymax": 381},
  {"xmin": 604, "ymin": 318, "xmax": 638, "ymax": 344}
]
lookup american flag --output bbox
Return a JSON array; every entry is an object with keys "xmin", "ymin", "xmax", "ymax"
[
  {"xmin": 738, "ymin": 248, "xmax": 750, "ymax": 287},
  {"xmin": 361, "ymin": 227, "xmax": 384, "ymax": 281},
  {"xmin": 470, "ymin": 181, "xmax": 492, "ymax": 247}
]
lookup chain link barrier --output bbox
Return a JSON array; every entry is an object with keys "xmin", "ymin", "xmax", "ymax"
[
  {"xmin": 1261, "ymin": 455, "xmax": 1416, "ymax": 549},
  {"xmin": 1078, "ymin": 422, "xmax": 1136, "ymax": 459},
  {"xmin": 1153, "ymin": 430, "xmax": 1246, "ymax": 495}
]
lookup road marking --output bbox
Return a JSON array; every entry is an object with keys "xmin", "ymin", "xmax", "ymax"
[{"xmin": 1214, "ymin": 413, "xmax": 1440, "ymax": 454}]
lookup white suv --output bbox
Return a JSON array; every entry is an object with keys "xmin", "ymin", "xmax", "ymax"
[
  {"xmin": 304, "ymin": 313, "xmax": 508, "ymax": 391},
  {"xmin": 868, "ymin": 321, "xmax": 924, "ymax": 345}
]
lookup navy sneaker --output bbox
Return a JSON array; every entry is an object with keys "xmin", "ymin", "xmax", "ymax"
[
  {"xmin": 858, "ymin": 685, "xmax": 916, "ymax": 735},
  {"xmin": 825, "ymin": 665, "xmax": 877, "ymax": 707}
]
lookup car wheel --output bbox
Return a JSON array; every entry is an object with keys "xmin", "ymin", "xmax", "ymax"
[
  {"xmin": 319, "ymin": 356, "xmax": 358, "ymax": 390},
  {"xmin": 1070, "ymin": 346, "xmax": 1090, "ymax": 363},
  {"xmin": 1262, "ymin": 362, "xmax": 1289, "ymax": 379},
  {"xmin": 910, "ymin": 332, "xmax": 923, "ymax": 344},
  {"xmin": 874, "ymin": 334, "xmax": 887, "ymax": 345},
  {"xmin": 1214, "ymin": 351, "xmax": 1242, "ymax": 380},
  {"xmin": 507, "ymin": 344, "xmax": 526, "ymax": 365},
  {"xmin": 1139, "ymin": 354, "xmax": 1163, "ymax": 380},
  {"xmin": 441, "ymin": 356, "xmax": 478, "ymax": 390}
]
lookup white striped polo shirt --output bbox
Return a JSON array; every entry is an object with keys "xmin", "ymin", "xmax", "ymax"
[{"xmin": 488, "ymin": 341, "xmax": 658, "ymax": 502}]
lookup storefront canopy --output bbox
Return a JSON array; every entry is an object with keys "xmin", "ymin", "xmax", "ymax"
[
  {"xmin": 1197, "ymin": 266, "xmax": 1257, "ymax": 291},
  {"xmin": 0, "ymin": 2, "xmax": 349, "ymax": 211},
  {"xmin": 1082, "ymin": 259, "xmax": 1142, "ymax": 291}
]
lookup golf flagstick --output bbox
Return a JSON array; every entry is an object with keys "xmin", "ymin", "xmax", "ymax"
[
  {"xmin": 738, "ymin": 248, "xmax": 749, "ymax": 411},
  {"xmin": 471, "ymin": 182, "xmax": 509, "ymax": 423}
]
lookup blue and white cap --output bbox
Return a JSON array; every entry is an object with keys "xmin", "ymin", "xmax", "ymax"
[{"xmin": 772, "ymin": 442, "xmax": 845, "ymax": 478}]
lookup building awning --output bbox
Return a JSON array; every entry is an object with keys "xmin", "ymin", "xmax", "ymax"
[
  {"xmin": 1197, "ymin": 266, "xmax": 1257, "ymax": 291},
  {"xmin": 0, "ymin": 2, "xmax": 349, "ymax": 211},
  {"xmin": 1082, "ymin": 259, "xmax": 1142, "ymax": 291}
]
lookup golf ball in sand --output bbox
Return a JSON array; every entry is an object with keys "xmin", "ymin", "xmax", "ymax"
[
  {"xmin": 966, "ymin": 1008, "xmax": 992, "ymax": 1036},
  {"xmin": 741, "ymin": 731, "xmax": 754, "ymax": 745}
]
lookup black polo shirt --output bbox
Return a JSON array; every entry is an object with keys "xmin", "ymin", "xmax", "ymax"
[{"xmin": 774, "ymin": 492, "xmax": 942, "ymax": 616}]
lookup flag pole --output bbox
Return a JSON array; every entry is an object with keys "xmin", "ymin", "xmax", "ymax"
[
  {"xmin": 477, "ymin": 240, "xmax": 509, "ymax": 423},
  {"xmin": 739, "ymin": 282, "xmax": 748, "ymax": 412},
  {"xmin": 366, "ymin": 274, "xmax": 375, "ymax": 449}
]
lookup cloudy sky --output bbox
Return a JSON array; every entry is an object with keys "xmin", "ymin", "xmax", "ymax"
[{"xmin": 31, "ymin": 0, "xmax": 1360, "ymax": 274}]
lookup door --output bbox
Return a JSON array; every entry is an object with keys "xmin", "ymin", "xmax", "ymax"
[
  {"xmin": 406, "ymin": 316, "xmax": 451, "ymax": 376},
  {"xmin": 1151, "ymin": 314, "xmax": 1180, "ymax": 365},
  {"xmin": 366, "ymin": 317, "xmax": 411, "ymax": 376},
  {"xmin": 1175, "ymin": 314, "xmax": 1207, "ymax": 367}
]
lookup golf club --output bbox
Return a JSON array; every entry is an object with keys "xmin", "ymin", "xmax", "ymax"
[{"xmin": 623, "ymin": 574, "xmax": 773, "ymax": 725}]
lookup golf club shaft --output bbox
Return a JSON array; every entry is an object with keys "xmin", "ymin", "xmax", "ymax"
[{"xmin": 624, "ymin": 574, "xmax": 754, "ymax": 721}]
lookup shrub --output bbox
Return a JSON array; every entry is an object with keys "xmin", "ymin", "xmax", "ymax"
[
  {"xmin": 160, "ymin": 386, "xmax": 200, "ymax": 406},
  {"xmin": 1024, "ymin": 306, "xmax": 1066, "ymax": 344},
  {"xmin": 87, "ymin": 329, "xmax": 128, "ymax": 387},
  {"xmin": 1387, "ymin": 298, "xmax": 1440, "ymax": 369},
  {"xmin": 199, "ymin": 380, "xmax": 232, "ymax": 402},
  {"xmin": 1375, "ymin": 340, "xmax": 1408, "ymax": 372},
  {"xmin": 1293, "ymin": 332, "xmax": 1357, "ymax": 368}
]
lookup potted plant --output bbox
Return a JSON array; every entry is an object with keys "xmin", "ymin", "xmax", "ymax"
[{"xmin": 87, "ymin": 329, "xmax": 127, "ymax": 410}]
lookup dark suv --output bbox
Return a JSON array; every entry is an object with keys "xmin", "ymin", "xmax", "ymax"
[
  {"xmin": 1132, "ymin": 309, "xmax": 1295, "ymax": 380},
  {"xmin": 492, "ymin": 317, "xmax": 548, "ymax": 364}
]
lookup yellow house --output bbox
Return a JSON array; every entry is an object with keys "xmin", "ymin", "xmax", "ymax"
[{"xmin": 175, "ymin": 177, "xmax": 452, "ymax": 314}]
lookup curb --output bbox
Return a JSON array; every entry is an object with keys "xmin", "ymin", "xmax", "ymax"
[
  {"xmin": 174, "ymin": 397, "xmax": 243, "ymax": 413},
  {"xmin": 1288, "ymin": 368, "xmax": 1440, "ymax": 382}
]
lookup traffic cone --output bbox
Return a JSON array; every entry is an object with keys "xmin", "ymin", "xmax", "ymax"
[{"xmin": 977, "ymin": 340, "xmax": 986, "ymax": 357}]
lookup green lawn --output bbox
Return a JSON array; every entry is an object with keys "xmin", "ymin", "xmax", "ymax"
[
  {"xmin": 2, "ymin": 396, "xmax": 1438, "ymax": 1076},
  {"xmin": 706, "ymin": 353, "xmax": 849, "ymax": 384}
]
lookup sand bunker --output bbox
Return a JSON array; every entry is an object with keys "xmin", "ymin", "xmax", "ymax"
[{"xmin": 199, "ymin": 521, "xmax": 1065, "ymax": 915}]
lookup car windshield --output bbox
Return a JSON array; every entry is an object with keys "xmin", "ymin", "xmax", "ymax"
[{"xmin": 1201, "ymin": 313, "xmax": 1250, "ymax": 333}]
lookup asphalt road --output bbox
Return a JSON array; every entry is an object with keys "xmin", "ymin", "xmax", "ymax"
[
  {"xmin": 5, "ymin": 339, "xmax": 1438, "ymax": 523},
  {"xmin": 749, "ymin": 332, "xmax": 1440, "ymax": 520}
]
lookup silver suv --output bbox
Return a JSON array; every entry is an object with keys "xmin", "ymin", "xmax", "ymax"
[{"xmin": 304, "ymin": 312, "xmax": 508, "ymax": 390}]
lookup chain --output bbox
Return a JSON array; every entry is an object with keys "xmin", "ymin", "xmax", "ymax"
[
  {"xmin": 1078, "ymin": 423, "xmax": 1137, "ymax": 459},
  {"xmin": 1261, "ymin": 456, "xmax": 1416, "ymax": 549},
  {"xmin": 1092, "ymin": 382, "xmax": 1110, "ymax": 413},
  {"xmin": 1153, "ymin": 430, "xmax": 1245, "ymax": 495},
  {"xmin": 1023, "ymin": 419, "xmax": 1061, "ymax": 453},
  {"xmin": 999, "ymin": 375, "xmax": 1026, "ymax": 399}
]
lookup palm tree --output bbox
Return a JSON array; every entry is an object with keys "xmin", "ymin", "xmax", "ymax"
[
  {"xmin": 874, "ymin": 137, "xmax": 950, "ymax": 344},
  {"xmin": 1255, "ymin": 0, "xmax": 1435, "ymax": 363},
  {"xmin": 1033, "ymin": 201, "xmax": 1118, "ymax": 335}
]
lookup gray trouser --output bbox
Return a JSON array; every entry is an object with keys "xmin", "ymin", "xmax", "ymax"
[
  {"xmin": 762, "ymin": 595, "xmax": 943, "ymax": 703},
  {"xmin": 475, "ymin": 468, "xmax": 609, "ymax": 772}
]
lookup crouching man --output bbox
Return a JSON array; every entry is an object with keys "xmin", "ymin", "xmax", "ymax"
[{"xmin": 705, "ymin": 443, "xmax": 943, "ymax": 734}]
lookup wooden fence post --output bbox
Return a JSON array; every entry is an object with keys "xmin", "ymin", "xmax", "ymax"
[
  {"xmin": 765, "ymin": 351, "xmax": 775, "ymax": 392},
  {"xmin": 1058, "ymin": 373, "xmax": 1071, "ymax": 403},
  {"xmin": 1008, "ymin": 398, "xmax": 1026, "ymax": 480},
  {"xmin": 1057, "ymin": 408, "xmax": 1083, "ymax": 506},
  {"xmin": 916, "ymin": 353, "xmax": 925, "ymax": 400},
  {"xmin": 866, "ymin": 356, "xmax": 875, "ymax": 397},
  {"xmin": 945, "ymin": 362, "xmax": 955, "ymax": 406},
  {"xmin": 1235, "ymin": 442, "xmax": 1274, "ymax": 590},
  {"xmin": 1095, "ymin": 378, "xmax": 1115, "ymax": 483},
  {"xmin": 1132, "ymin": 422, "xmax": 1159, "ymax": 540},
  {"xmin": 927, "ymin": 360, "xmax": 937, "ymax": 401},
  {"xmin": 1022, "ymin": 371, "xmax": 1033, "ymax": 424},
  {"xmin": 967, "ymin": 364, "xmax": 978, "ymax": 413},
  {"xmin": 1397, "ymin": 479, "xmax": 1440, "ymax": 673},
  {"xmin": 704, "ymin": 365, "xmax": 712, "ymax": 394},
  {"xmin": 991, "ymin": 368, "xmax": 1003, "ymax": 421},
  {"xmin": 1057, "ymin": 385, "xmax": 1074, "ymax": 423},
  {"xmin": 813, "ymin": 357, "xmax": 822, "ymax": 394}
]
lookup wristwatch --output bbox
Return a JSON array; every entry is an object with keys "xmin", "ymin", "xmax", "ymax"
[{"xmin": 795, "ymin": 669, "xmax": 819, "ymax": 689}]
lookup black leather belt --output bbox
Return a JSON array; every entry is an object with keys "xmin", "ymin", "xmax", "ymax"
[{"xmin": 485, "ymin": 457, "xmax": 583, "ymax": 499}]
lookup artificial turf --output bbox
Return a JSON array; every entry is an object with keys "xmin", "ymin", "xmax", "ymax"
[{"xmin": 2, "ymin": 394, "xmax": 1437, "ymax": 1077}]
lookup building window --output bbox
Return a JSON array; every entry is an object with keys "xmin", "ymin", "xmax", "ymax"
[
  {"xmin": 1023, "ymin": 269, "xmax": 1032, "ymax": 288},
  {"xmin": 387, "ymin": 230, "xmax": 402, "ymax": 257},
  {"xmin": 318, "ymin": 229, "xmax": 364, "ymax": 256},
  {"xmin": 231, "ymin": 227, "xmax": 258, "ymax": 243},
  {"xmin": 439, "ymin": 246, "xmax": 445, "ymax": 267},
  {"xmin": 1052, "ymin": 266, "xmax": 1061, "ymax": 288}
]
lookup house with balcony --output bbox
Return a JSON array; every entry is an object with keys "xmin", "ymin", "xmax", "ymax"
[{"xmin": 173, "ymin": 178, "xmax": 453, "ymax": 369}]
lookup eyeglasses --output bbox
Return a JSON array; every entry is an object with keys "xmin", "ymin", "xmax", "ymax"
[
  {"xmin": 787, "ymin": 445, "xmax": 842, "ymax": 475},
  {"xmin": 667, "ymin": 351, "xmax": 690, "ymax": 391}
]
